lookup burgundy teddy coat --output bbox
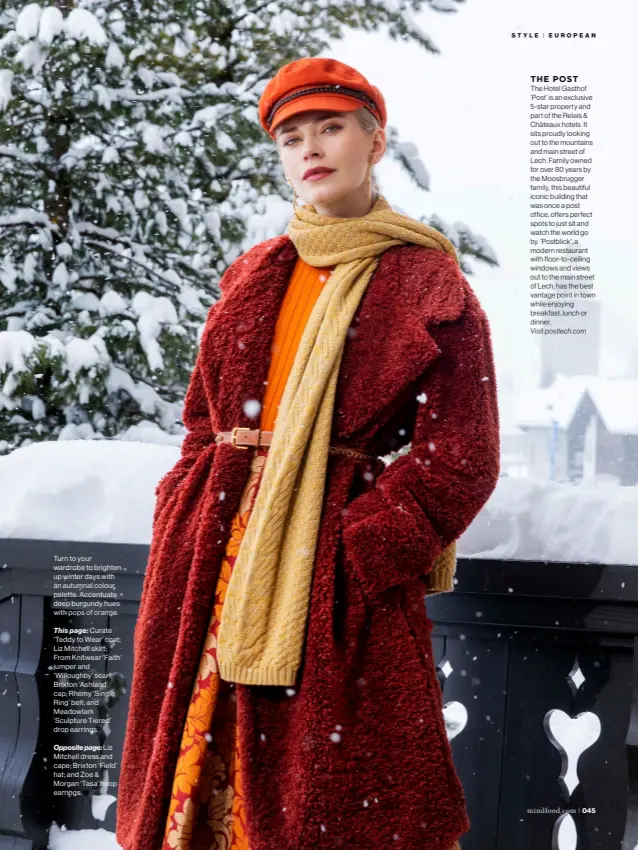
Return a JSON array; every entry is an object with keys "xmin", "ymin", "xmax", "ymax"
[{"xmin": 115, "ymin": 235, "xmax": 500, "ymax": 850}]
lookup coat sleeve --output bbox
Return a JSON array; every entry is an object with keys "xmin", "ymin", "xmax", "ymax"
[
  {"xmin": 151, "ymin": 256, "xmax": 243, "ymax": 527},
  {"xmin": 340, "ymin": 285, "xmax": 501, "ymax": 602}
]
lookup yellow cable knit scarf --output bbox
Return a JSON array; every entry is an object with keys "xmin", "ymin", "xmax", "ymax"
[{"xmin": 216, "ymin": 194, "xmax": 459, "ymax": 686}]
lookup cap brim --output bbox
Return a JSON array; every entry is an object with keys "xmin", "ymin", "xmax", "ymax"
[{"xmin": 269, "ymin": 94, "xmax": 364, "ymax": 136}]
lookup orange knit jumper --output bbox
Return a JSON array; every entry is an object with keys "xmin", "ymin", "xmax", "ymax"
[{"xmin": 161, "ymin": 256, "xmax": 334, "ymax": 850}]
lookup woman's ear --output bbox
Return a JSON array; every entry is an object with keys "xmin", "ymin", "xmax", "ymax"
[{"xmin": 370, "ymin": 127, "xmax": 386, "ymax": 164}]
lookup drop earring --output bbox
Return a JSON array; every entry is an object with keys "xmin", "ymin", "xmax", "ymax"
[
  {"xmin": 367, "ymin": 156, "xmax": 376, "ymax": 204},
  {"xmin": 285, "ymin": 176, "xmax": 300, "ymax": 213}
]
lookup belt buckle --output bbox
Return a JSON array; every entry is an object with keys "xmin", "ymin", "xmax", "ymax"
[{"xmin": 231, "ymin": 426, "xmax": 252, "ymax": 450}]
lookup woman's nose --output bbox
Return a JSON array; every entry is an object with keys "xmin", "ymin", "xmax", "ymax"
[{"xmin": 302, "ymin": 141, "xmax": 322, "ymax": 160}]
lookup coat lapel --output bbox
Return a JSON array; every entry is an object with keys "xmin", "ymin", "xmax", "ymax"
[
  {"xmin": 202, "ymin": 236, "xmax": 464, "ymax": 442},
  {"xmin": 332, "ymin": 252, "xmax": 442, "ymax": 440},
  {"xmin": 200, "ymin": 238, "xmax": 298, "ymax": 435},
  {"xmin": 332, "ymin": 241, "xmax": 466, "ymax": 439}
]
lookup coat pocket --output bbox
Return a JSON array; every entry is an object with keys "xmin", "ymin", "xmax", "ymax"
[{"xmin": 333, "ymin": 520, "xmax": 368, "ymax": 668}]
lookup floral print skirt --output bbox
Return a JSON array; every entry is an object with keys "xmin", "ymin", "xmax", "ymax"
[{"xmin": 162, "ymin": 448, "xmax": 268, "ymax": 850}]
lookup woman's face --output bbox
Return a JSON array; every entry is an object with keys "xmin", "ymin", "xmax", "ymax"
[{"xmin": 275, "ymin": 109, "xmax": 385, "ymax": 218}]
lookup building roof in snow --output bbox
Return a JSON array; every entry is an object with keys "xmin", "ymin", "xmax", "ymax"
[
  {"xmin": 515, "ymin": 374, "xmax": 590, "ymax": 430},
  {"xmin": 587, "ymin": 379, "xmax": 638, "ymax": 435},
  {"xmin": 514, "ymin": 374, "xmax": 638, "ymax": 435}
]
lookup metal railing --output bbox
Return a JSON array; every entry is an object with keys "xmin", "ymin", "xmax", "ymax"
[{"xmin": 1, "ymin": 538, "xmax": 636, "ymax": 850}]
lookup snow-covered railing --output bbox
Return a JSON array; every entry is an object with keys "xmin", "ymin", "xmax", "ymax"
[{"xmin": 1, "ymin": 440, "xmax": 637, "ymax": 567}]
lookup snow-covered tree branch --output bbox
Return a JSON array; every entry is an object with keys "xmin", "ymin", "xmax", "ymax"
[{"xmin": 0, "ymin": 0, "xmax": 495, "ymax": 453}]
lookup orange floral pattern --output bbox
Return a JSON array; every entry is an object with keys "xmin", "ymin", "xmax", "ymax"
[{"xmin": 162, "ymin": 450, "xmax": 268, "ymax": 850}]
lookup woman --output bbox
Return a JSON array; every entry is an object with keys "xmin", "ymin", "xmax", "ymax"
[{"xmin": 116, "ymin": 57, "xmax": 500, "ymax": 850}]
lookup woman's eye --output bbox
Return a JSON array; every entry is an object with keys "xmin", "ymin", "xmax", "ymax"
[{"xmin": 283, "ymin": 124, "xmax": 341, "ymax": 146}]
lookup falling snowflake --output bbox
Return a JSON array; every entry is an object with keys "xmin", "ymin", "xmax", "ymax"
[{"xmin": 244, "ymin": 399, "xmax": 261, "ymax": 418}]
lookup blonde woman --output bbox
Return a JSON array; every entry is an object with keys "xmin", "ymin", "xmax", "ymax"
[{"xmin": 117, "ymin": 57, "xmax": 500, "ymax": 850}]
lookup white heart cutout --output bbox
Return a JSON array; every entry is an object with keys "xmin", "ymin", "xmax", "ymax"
[{"xmin": 545, "ymin": 708, "xmax": 601, "ymax": 796}]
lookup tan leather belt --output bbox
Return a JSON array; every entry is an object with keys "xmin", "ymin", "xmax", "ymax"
[{"xmin": 214, "ymin": 427, "xmax": 377, "ymax": 462}]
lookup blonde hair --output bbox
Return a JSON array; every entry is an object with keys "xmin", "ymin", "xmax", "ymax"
[{"xmin": 353, "ymin": 106, "xmax": 381, "ymax": 200}]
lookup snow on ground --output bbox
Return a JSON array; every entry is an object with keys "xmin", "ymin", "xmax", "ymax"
[
  {"xmin": 48, "ymin": 822, "xmax": 120, "ymax": 850},
  {"xmin": 458, "ymin": 474, "xmax": 638, "ymax": 566},
  {"xmin": 0, "ymin": 439, "xmax": 636, "ymax": 564},
  {"xmin": 0, "ymin": 438, "xmax": 179, "ymax": 544}
]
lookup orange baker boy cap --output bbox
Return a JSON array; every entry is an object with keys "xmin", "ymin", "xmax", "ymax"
[{"xmin": 259, "ymin": 57, "xmax": 387, "ymax": 139}]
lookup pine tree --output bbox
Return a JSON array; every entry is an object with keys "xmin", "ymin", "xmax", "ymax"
[{"xmin": 0, "ymin": 0, "xmax": 495, "ymax": 453}]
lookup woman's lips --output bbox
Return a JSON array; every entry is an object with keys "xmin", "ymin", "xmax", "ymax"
[{"xmin": 305, "ymin": 170, "xmax": 335, "ymax": 181}]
